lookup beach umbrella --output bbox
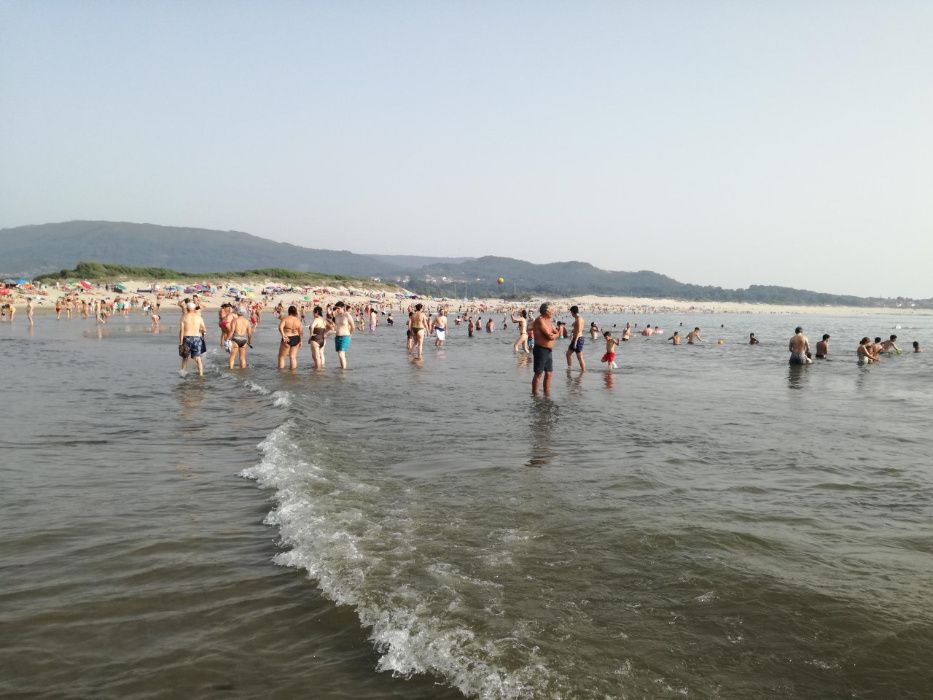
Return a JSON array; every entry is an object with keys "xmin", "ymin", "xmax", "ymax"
[
  {"xmin": 16, "ymin": 279, "xmax": 29, "ymax": 286},
  {"xmin": 0, "ymin": 288, "xmax": 9, "ymax": 295},
  {"xmin": 79, "ymin": 280, "xmax": 93, "ymax": 290}
]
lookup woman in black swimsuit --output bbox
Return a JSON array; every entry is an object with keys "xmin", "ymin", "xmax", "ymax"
[
  {"xmin": 308, "ymin": 306, "xmax": 330, "ymax": 369},
  {"xmin": 278, "ymin": 305, "xmax": 303, "ymax": 370}
]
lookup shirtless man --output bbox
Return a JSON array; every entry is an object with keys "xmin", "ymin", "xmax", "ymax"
[
  {"xmin": 880, "ymin": 335, "xmax": 901, "ymax": 354},
  {"xmin": 788, "ymin": 326, "xmax": 813, "ymax": 365},
  {"xmin": 815, "ymin": 334, "xmax": 830, "ymax": 359},
  {"xmin": 749, "ymin": 333, "xmax": 760, "ymax": 345},
  {"xmin": 641, "ymin": 324, "xmax": 653, "ymax": 337},
  {"xmin": 278, "ymin": 305, "xmax": 303, "ymax": 369},
  {"xmin": 369, "ymin": 307, "xmax": 379, "ymax": 333},
  {"xmin": 432, "ymin": 308, "xmax": 448, "ymax": 348},
  {"xmin": 686, "ymin": 327, "xmax": 703, "ymax": 344},
  {"xmin": 531, "ymin": 302, "xmax": 560, "ymax": 396},
  {"xmin": 511, "ymin": 309, "xmax": 529, "ymax": 353},
  {"xmin": 26, "ymin": 298, "xmax": 34, "ymax": 326},
  {"xmin": 409, "ymin": 303, "xmax": 429, "ymax": 357},
  {"xmin": 622, "ymin": 322, "xmax": 632, "ymax": 342},
  {"xmin": 668, "ymin": 331, "xmax": 681, "ymax": 345},
  {"xmin": 332, "ymin": 301, "xmax": 355, "ymax": 369},
  {"xmin": 565, "ymin": 305, "xmax": 585, "ymax": 371},
  {"xmin": 228, "ymin": 307, "xmax": 253, "ymax": 369},
  {"xmin": 912, "ymin": 341, "xmax": 922, "ymax": 353},
  {"xmin": 179, "ymin": 302, "xmax": 207, "ymax": 376}
]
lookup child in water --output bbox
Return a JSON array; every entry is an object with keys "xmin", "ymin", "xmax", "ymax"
[{"xmin": 601, "ymin": 331, "xmax": 619, "ymax": 370}]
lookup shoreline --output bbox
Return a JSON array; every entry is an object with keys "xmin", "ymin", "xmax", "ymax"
[{"xmin": 2, "ymin": 277, "xmax": 930, "ymax": 317}]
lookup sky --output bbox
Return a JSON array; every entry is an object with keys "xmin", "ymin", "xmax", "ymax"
[{"xmin": 1, "ymin": 1, "xmax": 931, "ymax": 298}]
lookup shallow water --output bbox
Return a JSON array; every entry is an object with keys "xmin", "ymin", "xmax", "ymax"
[{"xmin": 1, "ymin": 310, "xmax": 931, "ymax": 698}]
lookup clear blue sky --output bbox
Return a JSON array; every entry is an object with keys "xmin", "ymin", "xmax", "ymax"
[{"xmin": 2, "ymin": 1, "xmax": 931, "ymax": 297}]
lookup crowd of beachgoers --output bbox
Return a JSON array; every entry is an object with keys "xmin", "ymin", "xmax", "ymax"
[{"xmin": 2, "ymin": 281, "xmax": 923, "ymax": 398}]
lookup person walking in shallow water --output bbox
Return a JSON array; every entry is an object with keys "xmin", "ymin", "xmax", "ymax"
[{"xmin": 179, "ymin": 302, "xmax": 207, "ymax": 377}]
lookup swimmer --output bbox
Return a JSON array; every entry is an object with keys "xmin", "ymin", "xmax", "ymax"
[
  {"xmin": 686, "ymin": 327, "xmax": 703, "ymax": 344},
  {"xmin": 880, "ymin": 335, "xmax": 901, "ymax": 354},
  {"xmin": 788, "ymin": 326, "xmax": 813, "ymax": 365},
  {"xmin": 432, "ymin": 307, "xmax": 448, "ymax": 348},
  {"xmin": 278, "ymin": 305, "xmax": 303, "ymax": 370},
  {"xmin": 641, "ymin": 324, "xmax": 653, "ymax": 337},
  {"xmin": 858, "ymin": 337, "xmax": 880, "ymax": 365},
  {"xmin": 227, "ymin": 307, "xmax": 253, "ymax": 369},
  {"xmin": 668, "ymin": 331, "xmax": 681, "ymax": 345},
  {"xmin": 178, "ymin": 302, "xmax": 207, "ymax": 377},
  {"xmin": 749, "ymin": 333, "xmax": 759, "ymax": 345},
  {"xmin": 815, "ymin": 334, "xmax": 830, "ymax": 359},
  {"xmin": 511, "ymin": 309, "xmax": 529, "ymax": 353},
  {"xmin": 601, "ymin": 331, "xmax": 619, "ymax": 370},
  {"xmin": 621, "ymin": 323, "xmax": 631, "ymax": 342},
  {"xmin": 531, "ymin": 302, "xmax": 560, "ymax": 396},
  {"xmin": 565, "ymin": 305, "xmax": 585, "ymax": 371},
  {"xmin": 332, "ymin": 301, "xmax": 355, "ymax": 369},
  {"xmin": 913, "ymin": 341, "xmax": 922, "ymax": 353},
  {"xmin": 410, "ymin": 303, "xmax": 428, "ymax": 357}
]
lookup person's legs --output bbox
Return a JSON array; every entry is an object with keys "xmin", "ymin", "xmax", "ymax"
[
  {"xmin": 289, "ymin": 345, "xmax": 299, "ymax": 369},
  {"xmin": 337, "ymin": 350, "xmax": 347, "ymax": 369},
  {"xmin": 277, "ymin": 341, "xmax": 287, "ymax": 369},
  {"xmin": 542, "ymin": 370, "xmax": 552, "ymax": 394}
]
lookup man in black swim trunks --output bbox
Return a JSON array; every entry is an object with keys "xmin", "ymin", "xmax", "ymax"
[{"xmin": 531, "ymin": 302, "xmax": 560, "ymax": 396}]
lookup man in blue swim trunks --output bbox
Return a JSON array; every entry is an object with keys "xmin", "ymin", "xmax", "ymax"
[
  {"xmin": 531, "ymin": 302, "xmax": 560, "ymax": 396},
  {"xmin": 565, "ymin": 305, "xmax": 586, "ymax": 371},
  {"xmin": 332, "ymin": 301, "xmax": 355, "ymax": 369},
  {"xmin": 179, "ymin": 301, "xmax": 207, "ymax": 376}
]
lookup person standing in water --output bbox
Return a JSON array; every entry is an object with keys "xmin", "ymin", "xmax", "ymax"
[
  {"xmin": 332, "ymin": 301, "xmax": 355, "ymax": 369},
  {"xmin": 278, "ymin": 305, "xmax": 303, "ymax": 370},
  {"xmin": 308, "ymin": 306, "xmax": 330, "ymax": 369},
  {"xmin": 179, "ymin": 302, "xmax": 207, "ymax": 377},
  {"xmin": 815, "ymin": 334, "xmax": 830, "ymax": 359},
  {"xmin": 512, "ymin": 309, "xmax": 529, "ymax": 354},
  {"xmin": 409, "ymin": 303, "xmax": 429, "ymax": 357},
  {"xmin": 686, "ymin": 327, "xmax": 703, "ymax": 344},
  {"xmin": 532, "ymin": 302, "xmax": 560, "ymax": 396},
  {"xmin": 601, "ymin": 331, "xmax": 619, "ymax": 370},
  {"xmin": 788, "ymin": 327, "xmax": 813, "ymax": 365},
  {"xmin": 566, "ymin": 305, "xmax": 586, "ymax": 371},
  {"xmin": 432, "ymin": 307, "xmax": 448, "ymax": 348},
  {"xmin": 227, "ymin": 307, "xmax": 253, "ymax": 369}
]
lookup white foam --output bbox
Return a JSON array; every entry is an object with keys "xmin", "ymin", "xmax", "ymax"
[
  {"xmin": 272, "ymin": 390, "xmax": 291, "ymax": 408},
  {"xmin": 244, "ymin": 380, "xmax": 270, "ymax": 395},
  {"xmin": 241, "ymin": 424, "xmax": 556, "ymax": 699}
]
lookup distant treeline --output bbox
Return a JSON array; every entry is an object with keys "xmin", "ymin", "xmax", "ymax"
[{"xmin": 36, "ymin": 262, "xmax": 385, "ymax": 287}]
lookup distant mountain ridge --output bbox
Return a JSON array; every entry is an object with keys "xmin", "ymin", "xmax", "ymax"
[
  {"xmin": 1, "ymin": 220, "xmax": 927, "ymax": 307},
  {"xmin": 0, "ymin": 221, "xmax": 470, "ymax": 279}
]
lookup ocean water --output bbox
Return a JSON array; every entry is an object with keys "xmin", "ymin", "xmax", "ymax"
[{"xmin": 2, "ymin": 310, "xmax": 932, "ymax": 698}]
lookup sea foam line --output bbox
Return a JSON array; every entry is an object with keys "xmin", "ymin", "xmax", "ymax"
[{"xmin": 240, "ymin": 424, "xmax": 551, "ymax": 699}]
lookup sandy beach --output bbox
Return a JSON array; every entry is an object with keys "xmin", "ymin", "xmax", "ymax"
[{"xmin": 4, "ymin": 277, "xmax": 931, "ymax": 318}]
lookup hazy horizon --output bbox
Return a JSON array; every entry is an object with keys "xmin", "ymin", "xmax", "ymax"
[{"xmin": 2, "ymin": 2, "xmax": 931, "ymax": 297}]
